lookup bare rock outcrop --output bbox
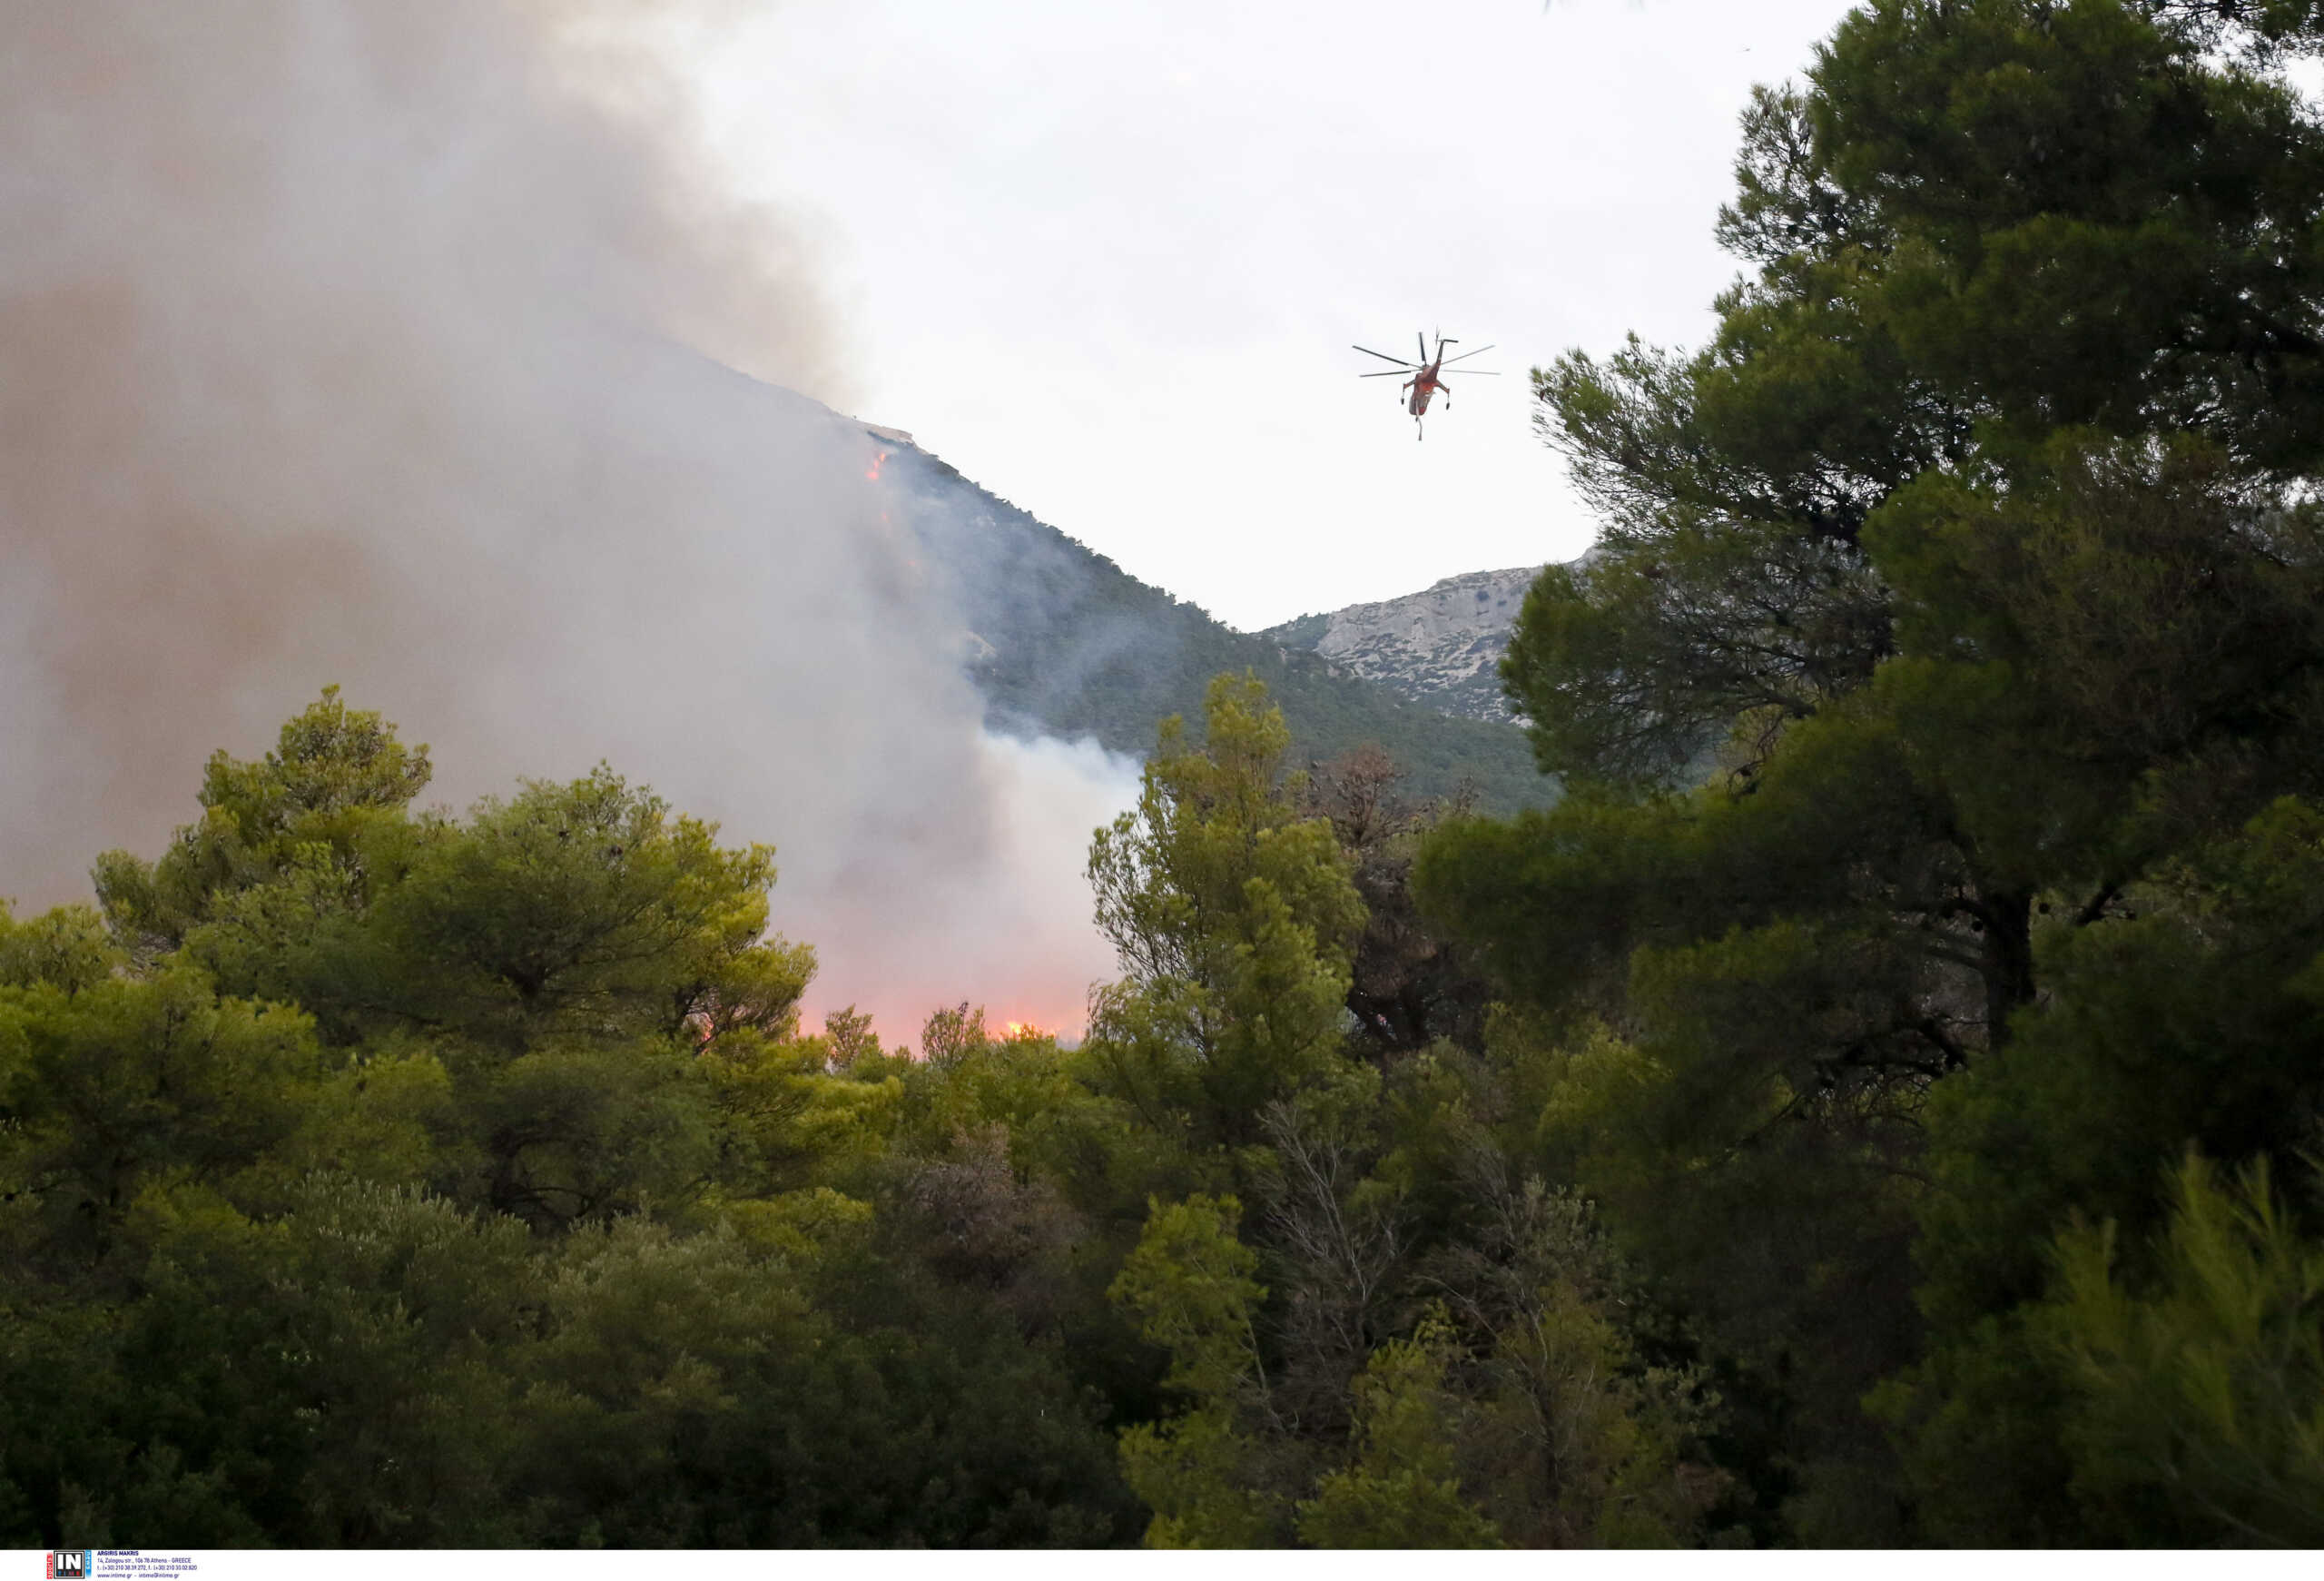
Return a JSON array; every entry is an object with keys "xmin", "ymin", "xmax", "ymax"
[{"xmin": 1260, "ymin": 565, "xmax": 1548, "ymax": 724}]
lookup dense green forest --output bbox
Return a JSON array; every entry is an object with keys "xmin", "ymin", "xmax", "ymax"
[{"xmin": 8, "ymin": 0, "xmax": 2324, "ymax": 1548}]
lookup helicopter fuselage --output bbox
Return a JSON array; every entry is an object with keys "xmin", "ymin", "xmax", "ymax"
[{"xmin": 1354, "ymin": 332, "xmax": 1492, "ymax": 440}]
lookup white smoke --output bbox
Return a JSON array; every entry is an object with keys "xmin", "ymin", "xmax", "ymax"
[{"xmin": 0, "ymin": 0, "xmax": 1134, "ymax": 1039}]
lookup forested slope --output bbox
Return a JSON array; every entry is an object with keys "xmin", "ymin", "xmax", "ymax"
[{"xmin": 879, "ymin": 437, "xmax": 1552, "ymax": 811}]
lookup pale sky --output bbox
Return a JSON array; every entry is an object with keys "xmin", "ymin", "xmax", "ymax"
[{"xmin": 691, "ymin": 0, "xmax": 1864, "ymax": 632}]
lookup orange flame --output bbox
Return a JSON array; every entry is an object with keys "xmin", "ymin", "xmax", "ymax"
[
  {"xmin": 866, "ymin": 449, "xmax": 891, "ymax": 483},
  {"xmin": 1000, "ymin": 1019, "xmax": 1046, "ymax": 1041}
]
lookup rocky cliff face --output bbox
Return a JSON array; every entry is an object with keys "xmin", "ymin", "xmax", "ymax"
[{"xmin": 1259, "ymin": 565, "xmax": 1550, "ymax": 725}]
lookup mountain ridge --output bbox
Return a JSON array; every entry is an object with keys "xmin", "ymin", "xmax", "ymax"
[
  {"xmin": 859, "ymin": 421, "xmax": 1556, "ymax": 812},
  {"xmin": 1258, "ymin": 565, "xmax": 1548, "ymax": 725}
]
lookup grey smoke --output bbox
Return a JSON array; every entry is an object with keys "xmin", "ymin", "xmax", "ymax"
[{"xmin": 0, "ymin": 0, "xmax": 1134, "ymax": 1037}]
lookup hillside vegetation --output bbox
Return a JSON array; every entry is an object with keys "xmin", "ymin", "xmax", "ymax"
[
  {"xmin": 886, "ymin": 442, "xmax": 1554, "ymax": 812},
  {"xmin": 7, "ymin": 0, "xmax": 2324, "ymax": 1550}
]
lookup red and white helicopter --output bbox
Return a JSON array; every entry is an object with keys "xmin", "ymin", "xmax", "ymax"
[{"xmin": 1354, "ymin": 331, "xmax": 1499, "ymax": 440}]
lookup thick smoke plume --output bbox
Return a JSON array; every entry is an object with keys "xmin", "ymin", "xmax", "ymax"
[{"xmin": 0, "ymin": 0, "xmax": 1133, "ymax": 1038}]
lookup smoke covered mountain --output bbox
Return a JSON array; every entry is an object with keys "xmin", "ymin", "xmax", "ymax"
[
  {"xmin": 864, "ymin": 426, "xmax": 1556, "ymax": 812},
  {"xmin": 1259, "ymin": 566, "xmax": 1550, "ymax": 726},
  {"xmin": 0, "ymin": 0, "xmax": 1141, "ymax": 1038}
]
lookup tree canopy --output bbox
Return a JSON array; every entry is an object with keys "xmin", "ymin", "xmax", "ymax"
[
  {"xmin": 9, "ymin": 0, "xmax": 2324, "ymax": 1550},
  {"xmin": 1421, "ymin": 0, "xmax": 2324, "ymax": 1543}
]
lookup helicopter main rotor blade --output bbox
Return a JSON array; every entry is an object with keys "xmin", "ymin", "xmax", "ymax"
[
  {"xmin": 1353, "ymin": 345, "xmax": 1417, "ymax": 368},
  {"xmin": 1417, "ymin": 331, "xmax": 1428, "ymax": 363},
  {"xmin": 1445, "ymin": 369, "xmax": 1501, "ymax": 376},
  {"xmin": 1359, "ymin": 369, "xmax": 1408, "ymax": 377},
  {"xmin": 1441, "ymin": 343, "xmax": 1497, "ymax": 365}
]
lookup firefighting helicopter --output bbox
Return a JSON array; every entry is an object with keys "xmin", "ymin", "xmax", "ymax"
[{"xmin": 1353, "ymin": 331, "xmax": 1499, "ymax": 439}]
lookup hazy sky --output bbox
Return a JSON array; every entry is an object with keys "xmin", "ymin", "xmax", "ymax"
[{"xmin": 691, "ymin": 0, "xmax": 1864, "ymax": 631}]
